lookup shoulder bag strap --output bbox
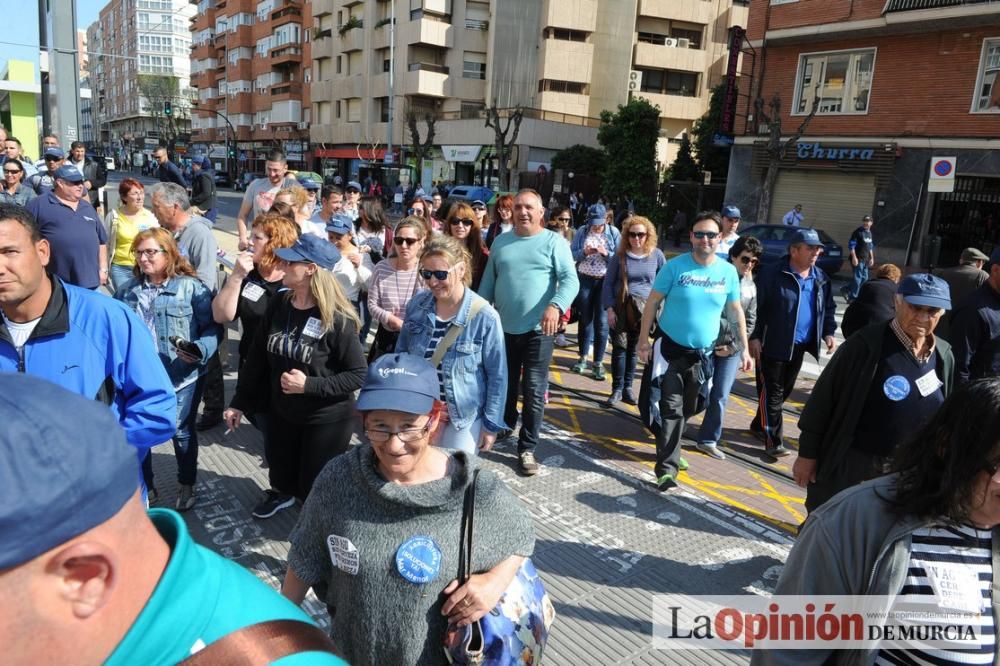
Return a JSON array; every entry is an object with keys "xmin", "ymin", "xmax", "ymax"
[
  {"xmin": 178, "ymin": 619, "xmax": 344, "ymax": 666},
  {"xmin": 457, "ymin": 469, "xmax": 480, "ymax": 583},
  {"xmin": 429, "ymin": 297, "xmax": 487, "ymax": 367}
]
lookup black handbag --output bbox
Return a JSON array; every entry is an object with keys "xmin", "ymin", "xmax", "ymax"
[{"xmin": 613, "ymin": 256, "xmax": 645, "ymax": 333}]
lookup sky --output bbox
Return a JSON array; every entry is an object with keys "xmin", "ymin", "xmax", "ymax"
[{"xmin": 5, "ymin": 0, "xmax": 105, "ymax": 79}]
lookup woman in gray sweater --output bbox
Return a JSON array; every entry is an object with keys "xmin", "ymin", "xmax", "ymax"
[{"xmin": 281, "ymin": 352, "xmax": 535, "ymax": 665}]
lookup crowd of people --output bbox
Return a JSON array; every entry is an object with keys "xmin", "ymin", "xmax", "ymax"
[{"xmin": 5, "ymin": 128, "xmax": 1000, "ymax": 662}]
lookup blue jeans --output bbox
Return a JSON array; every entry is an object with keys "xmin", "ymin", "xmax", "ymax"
[
  {"xmin": 697, "ymin": 352, "xmax": 742, "ymax": 447},
  {"xmin": 847, "ymin": 261, "xmax": 869, "ymax": 299},
  {"xmin": 503, "ymin": 331, "xmax": 555, "ymax": 453},
  {"xmin": 110, "ymin": 263, "xmax": 134, "ymax": 292},
  {"xmin": 358, "ymin": 294, "xmax": 374, "ymax": 344},
  {"xmin": 141, "ymin": 380, "xmax": 202, "ymax": 487},
  {"xmin": 436, "ymin": 416, "xmax": 482, "ymax": 457},
  {"xmin": 576, "ymin": 274, "xmax": 608, "ymax": 365}
]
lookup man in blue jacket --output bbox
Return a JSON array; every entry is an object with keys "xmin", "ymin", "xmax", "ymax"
[
  {"xmin": 0, "ymin": 203, "xmax": 176, "ymax": 478},
  {"xmin": 749, "ymin": 228, "xmax": 837, "ymax": 458}
]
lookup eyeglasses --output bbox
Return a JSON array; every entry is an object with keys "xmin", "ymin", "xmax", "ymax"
[
  {"xmin": 450, "ymin": 218, "xmax": 474, "ymax": 227},
  {"xmin": 692, "ymin": 231, "xmax": 719, "ymax": 240},
  {"xmin": 738, "ymin": 256, "xmax": 759, "ymax": 266},
  {"xmin": 628, "ymin": 231, "xmax": 647, "ymax": 239},
  {"xmin": 555, "ymin": 216, "xmax": 572, "ymax": 222},
  {"xmin": 134, "ymin": 248, "xmax": 166, "ymax": 258},
  {"xmin": 394, "ymin": 236, "xmax": 421, "ymax": 246},
  {"xmin": 365, "ymin": 425, "xmax": 430, "ymax": 443},
  {"xmin": 419, "ymin": 267, "xmax": 455, "ymax": 281}
]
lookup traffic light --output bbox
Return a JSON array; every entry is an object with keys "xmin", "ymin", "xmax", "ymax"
[{"xmin": 163, "ymin": 101, "xmax": 173, "ymax": 117}]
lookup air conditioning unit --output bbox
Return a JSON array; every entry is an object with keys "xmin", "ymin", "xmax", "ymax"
[
  {"xmin": 677, "ymin": 38, "xmax": 691, "ymax": 48},
  {"xmin": 297, "ymin": 121, "xmax": 308, "ymax": 129},
  {"xmin": 663, "ymin": 37, "xmax": 677, "ymax": 48}
]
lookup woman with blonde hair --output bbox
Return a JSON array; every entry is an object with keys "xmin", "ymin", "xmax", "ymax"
[
  {"xmin": 115, "ymin": 228, "xmax": 219, "ymax": 510},
  {"xmin": 442, "ymin": 201, "xmax": 490, "ymax": 291},
  {"xmin": 223, "ymin": 234, "xmax": 367, "ymax": 519},
  {"xmin": 396, "ymin": 235, "xmax": 507, "ymax": 455},
  {"xmin": 367, "ymin": 216, "xmax": 426, "ymax": 359},
  {"xmin": 600, "ymin": 215, "xmax": 665, "ymax": 406}
]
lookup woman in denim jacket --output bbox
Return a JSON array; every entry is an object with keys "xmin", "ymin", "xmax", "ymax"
[
  {"xmin": 396, "ymin": 235, "xmax": 508, "ymax": 455},
  {"xmin": 115, "ymin": 227, "xmax": 219, "ymax": 511}
]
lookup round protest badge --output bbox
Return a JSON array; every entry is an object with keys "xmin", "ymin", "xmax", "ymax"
[
  {"xmin": 395, "ymin": 536, "xmax": 442, "ymax": 584},
  {"xmin": 883, "ymin": 375, "xmax": 910, "ymax": 402}
]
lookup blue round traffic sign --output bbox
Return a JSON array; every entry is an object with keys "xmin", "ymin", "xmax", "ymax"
[{"xmin": 933, "ymin": 160, "xmax": 953, "ymax": 177}]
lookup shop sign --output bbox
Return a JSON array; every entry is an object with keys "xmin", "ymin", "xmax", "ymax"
[
  {"xmin": 441, "ymin": 145, "xmax": 482, "ymax": 163},
  {"xmin": 796, "ymin": 143, "xmax": 875, "ymax": 161}
]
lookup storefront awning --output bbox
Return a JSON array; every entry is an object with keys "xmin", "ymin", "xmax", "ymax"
[{"xmin": 315, "ymin": 147, "xmax": 387, "ymax": 159}]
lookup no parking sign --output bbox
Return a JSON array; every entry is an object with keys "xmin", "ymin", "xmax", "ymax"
[{"xmin": 928, "ymin": 156, "xmax": 956, "ymax": 192}]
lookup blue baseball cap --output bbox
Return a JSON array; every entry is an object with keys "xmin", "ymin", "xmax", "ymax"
[
  {"xmin": 325, "ymin": 213, "xmax": 354, "ymax": 236},
  {"xmin": 53, "ymin": 165, "xmax": 84, "ymax": 183},
  {"xmin": 722, "ymin": 205, "xmax": 741, "ymax": 219},
  {"xmin": 346, "ymin": 180, "xmax": 362, "ymax": 191},
  {"xmin": 789, "ymin": 228, "xmax": 825, "ymax": 248},
  {"xmin": 586, "ymin": 203, "xmax": 607, "ymax": 225},
  {"xmin": 898, "ymin": 273, "xmax": 952, "ymax": 310},
  {"xmin": 274, "ymin": 234, "xmax": 341, "ymax": 269},
  {"xmin": 298, "ymin": 176, "xmax": 321, "ymax": 191},
  {"xmin": 43, "ymin": 147, "xmax": 65, "ymax": 159},
  {"xmin": 356, "ymin": 353, "xmax": 440, "ymax": 414},
  {"xmin": 0, "ymin": 373, "xmax": 140, "ymax": 569},
  {"xmin": 471, "ymin": 199, "xmax": 486, "ymax": 209}
]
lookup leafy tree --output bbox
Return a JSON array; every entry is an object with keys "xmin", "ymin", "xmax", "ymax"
[
  {"xmin": 667, "ymin": 133, "xmax": 700, "ymax": 182},
  {"xmin": 690, "ymin": 83, "xmax": 732, "ymax": 182},
  {"xmin": 597, "ymin": 97, "xmax": 660, "ymax": 209},
  {"xmin": 551, "ymin": 144, "xmax": 606, "ymax": 177},
  {"xmin": 137, "ymin": 75, "xmax": 190, "ymax": 145}
]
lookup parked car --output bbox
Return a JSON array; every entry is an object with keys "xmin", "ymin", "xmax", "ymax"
[
  {"xmin": 738, "ymin": 224, "xmax": 845, "ymax": 276},
  {"xmin": 292, "ymin": 170, "xmax": 323, "ymax": 186},
  {"xmin": 447, "ymin": 185, "xmax": 494, "ymax": 203},
  {"xmin": 213, "ymin": 171, "xmax": 233, "ymax": 188}
]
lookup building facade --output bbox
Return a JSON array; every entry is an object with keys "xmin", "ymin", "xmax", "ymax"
[
  {"xmin": 89, "ymin": 0, "xmax": 195, "ymax": 168},
  {"xmin": 726, "ymin": 0, "xmax": 1000, "ymax": 265},
  {"xmin": 309, "ymin": 0, "xmax": 748, "ymax": 189},
  {"xmin": 189, "ymin": 0, "xmax": 313, "ymax": 175}
]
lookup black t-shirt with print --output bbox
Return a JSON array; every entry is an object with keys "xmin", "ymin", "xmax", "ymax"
[{"xmin": 233, "ymin": 268, "xmax": 285, "ymax": 361}]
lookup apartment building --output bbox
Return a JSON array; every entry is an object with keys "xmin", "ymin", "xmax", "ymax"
[
  {"xmin": 189, "ymin": 0, "xmax": 313, "ymax": 174},
  {"xmin": 309, "ymin": 0, "xmax": 748, "ymax": 188},
  {"xmin": 90, "ymin": 0, "xmax": 195, "ymax": 165},
  {"xmin": 726, "ymin": 0, "xmax": 1000, "ymax": 265}
]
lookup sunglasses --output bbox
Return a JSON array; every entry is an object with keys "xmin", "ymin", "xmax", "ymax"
[
  {"xmin": 419, "ymin": 267, "xmax": 455, "ymax": 281},
  {"xmin": 450, "ymin": 218, "xmax": 474, "ymax": 227},
  {"xmin": 471, "ymin": 206, "xmax": 486, "ymax": 211},
  {"xmin": 555, "ymin": 216, "xmax": 572, "ymax": 222},
  {"xmin": 3, "ymin": 169, "xmax": 21, "ymax": 175},
  {"xmin": 394, "ymin": 236, "xmax": 420, "ymax": 246},
  {"xmin": 692, "ymin": 231, "xmax": 719, "ymax": 240},
  {"xmin": 738, "ymin": 256, "xmax": 759, "ymax": 266},
  {"xmin": 628, "ymin": 231, "xmax": 647, "ymax": 239}
]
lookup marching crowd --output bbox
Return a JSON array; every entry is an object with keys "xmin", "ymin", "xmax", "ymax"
[{"xmin": 3, "ymin": 132, "xmax": 1000, "ymax": 664}]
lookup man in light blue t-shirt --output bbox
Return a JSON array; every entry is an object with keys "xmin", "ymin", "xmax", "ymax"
[{"xmin": 638, "ymin": 212, "xmax": 752, "ymax": 491}]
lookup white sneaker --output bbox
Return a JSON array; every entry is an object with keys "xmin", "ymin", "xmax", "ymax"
[
  {"xmin": 555, "ymin": 333, "xmax": 569, "ymax": 347},
  {"xmin": 695, "ymin": 443, "xmax": 727, "ymax": 460}
]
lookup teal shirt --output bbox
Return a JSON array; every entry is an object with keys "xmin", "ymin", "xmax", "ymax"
[
  {"xmin": 652, "ymin": 253, "xmax": 741, "ymax": 349},
  {"xmin": 106, "ymin": 509, "xmax": 346, "ymax": 666},
  {"xmin": 478, "ymin": 228, "xmax": 579, "ymax": 334}
]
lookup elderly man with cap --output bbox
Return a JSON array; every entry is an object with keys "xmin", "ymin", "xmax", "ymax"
[
  {"xmin": 716, "ymin": 205, "xmax": 741, "ymax": 259},
  {"xmin": 189, "ymin": 156, "xmax": 218, "ymax": 223},
  {"xmin": 749, "ymin": 228, "xmax": 837, "ymax": 459},
  {"xmin": 27, "ymin": 146, "xmax": 67, "ymax": 195},
  {"xmin": 934, "ymin": 246, "xmax": 989, "ymax": 342},
  {"xmin": 25, "ymin": 164, "xmax": 108, "ymax": 289},
  {"xmin": 0, "ymin": 203, "xmax": 175, "ymax": 483},
  {"xmin": 791, "ymin": 273, "xmax": 954, "ymax": 514},
  {"xmin": 327, "ymin": 212, "xmax": 373, "ymax": 316},
  {"xmin": 0, "ymin": 373, "xmax": 346, "ymax": 665},
  {"xmin": 950, "ymin": 248, "xmax": 1000, "ymax": 383}
]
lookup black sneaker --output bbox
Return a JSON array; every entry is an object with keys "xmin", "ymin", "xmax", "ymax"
[
  {"xmin": 252, "ymin": 490, "xmax": 295, "ymax": 519},
  {"xmin": 622, "ymin": 390, "xmax": 638, "ymax": 405},
  {"xmin": 497, "ymin": 428, "xmax": 514, "ymax": 441},
  {"xmin": 766, "ymin": 445, "xmax": 792, "ymax": 459},
  {"xmin": 519, "ymin": 451, "xmax": 540, "ymax": 476},
  {"xmin": 602, "ymin": 390, "xmax": 622, "ymax": 408},
  {"xmin": 196, "ymin": 411, "xmax": 223, "ymax": 431}
]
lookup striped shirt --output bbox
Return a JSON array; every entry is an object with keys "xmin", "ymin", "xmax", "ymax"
[
  {"xmin": 875, "ymin": 523, "xmax": 994, "ymax": 665},
  {"xmin": 422, "ymin": 316, "xmax": 452, "ymax": 400},
  {"xmin": 367, "ymin": 261, "xmax": 423, "ymax": 326}
]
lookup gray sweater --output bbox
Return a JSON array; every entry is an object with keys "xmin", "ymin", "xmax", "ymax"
[
  {"xmin": 175, "ymin": 215, "xmax": 219, "ymax": 292},
  {"xmin": 288, "ymin": 445, "xmax": 536, "ymax": 666}
]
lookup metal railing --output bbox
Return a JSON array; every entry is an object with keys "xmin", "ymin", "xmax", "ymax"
[{"xmin": 884, "ymin": 0, "xmax": 997, "ymax": 10}]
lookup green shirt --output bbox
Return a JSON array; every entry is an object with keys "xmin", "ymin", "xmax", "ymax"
[{"xmin": 106, "ymin": 509, "xmax": 346, "ymax": 666}]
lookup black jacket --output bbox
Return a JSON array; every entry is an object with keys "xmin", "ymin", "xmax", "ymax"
[
  {"xmin": 751, "ymin": 257, "xmax": 838, "ymax": 361},
  {"xmin": 841, "ymin": 277, "xmax": 896, "ymax": 338},
  {"xmin": 949, "ymin": 281, "xmax": 1000, "ymax": 383},
  {"xmin": 190, "ymin": 171, "xmax": 216, "ymax": 211}
]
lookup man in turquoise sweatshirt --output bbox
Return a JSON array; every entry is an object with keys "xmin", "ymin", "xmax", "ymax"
[{"xmin": 479, "ymin": 188, "xmax": 579, "ymax": 475}]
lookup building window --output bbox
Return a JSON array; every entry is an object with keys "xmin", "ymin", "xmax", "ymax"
[
  {"xmin": 973, "ymin": 38, "xmax": 1000, "ymax": 113},
  {"xmin": 795, "ymin": 48, "xmax": 875, "ymax": 115},
  {"xmin": 537, "ymin": 79, "xmax": 589, "ymax": 95},
  {"xmin": 337, "ymin": 55, "xmax": 342, "ymax": 74},
  {"xmin": 545, "ymin": 27, "xmax": 587, "ymax": 42},
  {"xmin": 637, "ymin": 69, "xmax": 698, "ymax": 96},
  {"xmin": 378, "ymin": 97, "xmax": 390, "ymax": 122},
  {"xmin": 460, "ymin": 101, "xmax": 484, "ymax": 118},
  {"xmin": 671, "ymin": 28, "xmax": 702, "ymax": 49},
  {"xmin": 462, "ymin": 52, "xmax": 486, "ymax": 80}
]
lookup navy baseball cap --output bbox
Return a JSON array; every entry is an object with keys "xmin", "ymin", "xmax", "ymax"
[
  {"xmin": 898, "ymin": 273, "xmax": 951, "ymax": 310},
  {"xmin": 346, "ymin": 180, "xmax": 362, "ymax": 191},
  {"xmin": 325, "ymin": 213, "xmax": 354, "ymax": 236},
  {"xmin": 53, "ymin": 165, "xmax": 84, "ymax": 182},
  {"xmin": 471, "ymin": 199, "xmax": 486, "ymax": 209},
  {"xmin": 356, "ymin": 353, "xmax": 440, "ymax": 414},
  {"xmin": 298, "ymin": 176, "xmax": 321, "ymax": 191},
  {"xmin": 0, "ymin": 373, "xmax": 139, "ymax": 569},
  {"xmin": 789, "ymin": 228, "xmax": 825, "ymax": 248},
  {"xmin": 586, "ymin": 203, "xmax": 607, "ymax": 225},
  {"xmin": 722, "ymin": 205, "xmax": 742, "ymax": 219},
  {"xmin": 274, "ymin": 234, "xmax": 341, "ymax": 269},
  {"xmin": 43, "ymin": 147, "xmax": 65, "ymax": 159}
]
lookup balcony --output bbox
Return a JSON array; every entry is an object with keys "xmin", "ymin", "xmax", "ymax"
[
  {"xmin": 270, "ymin": 81, "xmax": 304, "ymax": 100},
  {"xmin": 634, "ymin": 91, "xmax": 707, "ymax": 121},
  {"xmin": 312, "ymin": 0, "xmax": 334, "ymax": 18},
  {"xmin": 402, "ymin": 17, "xmax": 454, "ymax": 48},
  {"xmin": 542, "ymin": 0, "xmax": 597, "ymax": 32},
  {"xmin": 637, "ymin": 0, "xmax": 713, "ymax": 24},
  {"xmin": 270, "ymin": 45, "xmax": 304, "ymax": 67},
  {"xmin": 340, "ymin": 25, "xmax": 365, "ymax": 52},
  {"xmin": 271, "ymin": 3, "xmax": 303, "ymax": 29},
  {"xmin": 539, "ymin": 38, "xmax": 594, "ymax": 82},
  {"xmin": 885, "ymin": 0, "xmax": 998, "ymax": 10},
  {"xmin": 634, "ymin": 41, "xmax": 706, "ymax": 73},
  {"xmin": 403, "ymin": 63, "xmax": 449, "ymax": 97}
]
